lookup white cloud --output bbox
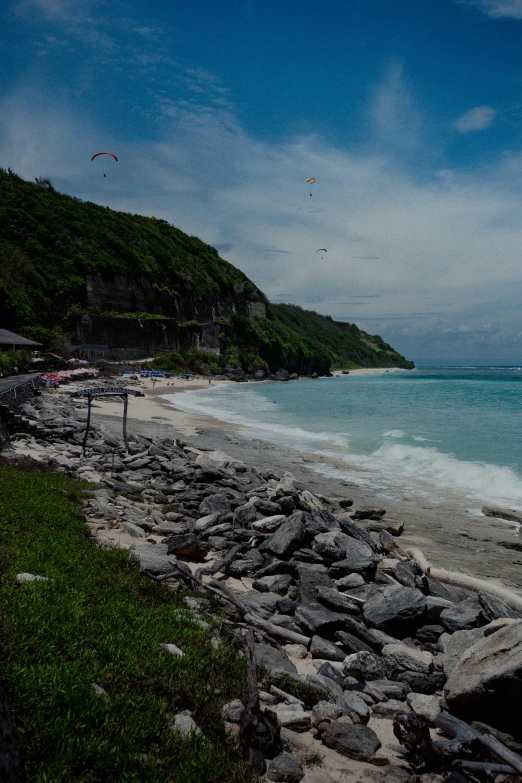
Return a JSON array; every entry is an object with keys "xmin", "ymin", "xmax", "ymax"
[
  {"xmin": 2, "ymin": 11, "xmax": 522, "ymax": 363},
  {"xmin": 13, "ymin": 0, "xmax": 101, "ymax": 20},
  {"xmin": 456, "ymin": 0, "xmax": 522, "ymax": 19},
  {"xmin": 4, "ymin": 81, "xmax": 522, "ymax": 362},
  {"xmin": 369, "ymin": 63, "xmax": 426, "ymax": 161},
  {"xmin": 454, "ymin": 105, "xmax": 497, "ymax": 132}
]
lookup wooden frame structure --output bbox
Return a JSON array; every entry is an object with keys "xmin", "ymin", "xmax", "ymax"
[{"xmin": 70, "ymin": 386, "xmax": 144, "ymax": 454}]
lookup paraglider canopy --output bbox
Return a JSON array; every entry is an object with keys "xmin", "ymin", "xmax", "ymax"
[
  {"xmin": 305, "ymin": 177, "xmax": 316, "ymax": 184},
  {"xmin": 316, "ymin": 248, "xmax": 327, "ymax": 252},
  {"xmin": 91, "ymin": 152, "xmax": 118, "ymax": 161}
]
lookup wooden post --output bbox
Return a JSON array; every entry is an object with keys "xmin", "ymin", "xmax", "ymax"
[
  {"xmin": 83, "ymin": 395, "xmax": 92, "ymax": 455},
  {"xmin": 122, "ymin": 394, "xmax": 129, "ymax": 452}
]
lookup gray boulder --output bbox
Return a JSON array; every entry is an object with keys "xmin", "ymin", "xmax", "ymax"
[
  {"xmin": 445, "ymin": 620, "xmax": 522, "ymax": 725},
  {"xmin": 198, "ymin": 493, "xmax": 232, "ymax": 517},
  {"xmin": 316, "ymin": 586, "xmax": 361, "ymax": 615},
  {"xmin": 311, "ymin": 700, "xmax": 342, "ymax": 725},
  {"xmin": 336, "ymin": 514, "xmax": 377, "ymax": 548},
  {"xmin": 337, "ymin": 690, "xmax": 371, "ymax": 724},
  {"xmin": 233, "ymin": 502, "xmax": 257, "ymax": 527},
  {"xmin": 310, "ymin": 635, "xmax": 346, "ymax": 662},
  {"xmin": 350, "ymin": 506, "xmax": 386, "ymax": 520},
  {"xmin": 396, "ymin": 671, "xmax": 445, "ymax": 695},
  {"xmin": 222, "ymin": 699, "xmax": 245, "ymax": 723},
  {"xmin": 306, "ymin": 673, "xmax": 343, "ymax": 701},
  {"xmin": 294, "ymin": 603, "xmax": 350, "ymax": 636},
  {"xmin": 426, "ymin": 578, "xmax": 471, "ymax": 603},
  {"xmin": 164, "ymin": 533, "xmax": 210, "ymax": 561},
  {"xmin": 478, "ymin": 592, "xmax": 522, "ymax": 622},
  {"xmin": 151, "ymin": 521, "xmax": 189, "ymax": 535},
  {"xmin": 326, "ymin": 538, "xmax": 378, "ymax": 579},
  {"xmin": 296, "ymin": 564, "xmax": 335, "ymax": 605},
  {"xmin": 134, "ymin": 543, "xmax": 179, "ymax": 575},
  {"xmin": 335, "ymin": 616, "xmax": 383, "ymax": 652},
  {"xmin": 260, "ymin": 513, "xmax": 307, "ymax": 559},
  {"xmin": 227, "ymin": 550, "xmax": 265, "ymax": 576},
  {"xmin": 364, "ymin": 585, "xmax": 426, "ymax": 634},
  {"xmin": 255, "ymin": 643, "xmax": 298, "ymax": 676},
  {"xmin": 336, "ymin": 573, "xmax": 365, "ymax": 590},
  {"xmin": 267, "ymin": 752, "xmax": 304, "ymax": 783},
  {"xmin": 253, "ymin": 574, "xmax": 293, "ymax": 595},
  {"xmin": 120, "ymin": 521, "xmax": 147, "ymax": 538},
  {"xmin": 335, "ymin": 630, "xmax": 373, "ymax": 655},
  {"xmin": 313, "ymin": 531, "xmax": 355, "ymax": 560},
  {"xmin": 251, "ymin": 515, "xmax": 286, "ymax": 533},
  {"xmin": 194, "ymin": 512, "xmax": 222, "ymax": 534},
  {"xmin": 320, "ymin": 723, "xmax": 382, "ymax": 760},
  {"xmin": 425, "ymin": 596, "xmax": 453, "ymax": 624},
  {"xmin": 372, "ymin": 679, "xmax": 411, "ymax": 700},
  {"xmin": 342, "ymin": 651, "xmax": 393, "ymax": 681},
  {"xmin": 316, "ymin": 662, "xmax": 345, "ymax": 688},
  {"xmin": 254, "ymin": 499, "xmax": 283, "ymax": 515},
  {"xmin": 441, "ymin": 627, "xmax": 485, "ymax": 678},
  {"xmin": 440, "ymin": 598, "xmax": 483, "ymax": 632},
  {"xmin": 242, "ymin": 591, "xmax": 283, "ymax": 619},
  {"xmin": 382, "ymin": 643, "xmax": 434, "ymax": 674}
]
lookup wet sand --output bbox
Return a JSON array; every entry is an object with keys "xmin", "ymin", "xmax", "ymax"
[{"xmin": 87, "ymin": 374, "xmax": 522, "ymax": 592}]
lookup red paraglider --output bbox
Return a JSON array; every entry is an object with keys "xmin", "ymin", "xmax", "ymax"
[{"xmin": 91, "ymin": 152, "xmax": 118, "ymax": 161}]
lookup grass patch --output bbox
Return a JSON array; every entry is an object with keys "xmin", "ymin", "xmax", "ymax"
[{"xmin": 0, "ymin": 463, "xmax": 253, "ymax": 782}]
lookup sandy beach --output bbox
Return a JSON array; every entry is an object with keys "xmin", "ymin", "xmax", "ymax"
[{"xmin": 81, "ymin": 371, "xmax": 522, "ymax": 592}]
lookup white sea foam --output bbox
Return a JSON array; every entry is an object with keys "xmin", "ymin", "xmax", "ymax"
[
  {"xmin": 163, "ymin": 391, "xmax": 352, "ymax": 451},
  {"xmin": 164, "ymin": 382, "xmax": 522, "ymax": 507},
  {"xmin": 368, "ymin": 441, "xmax": 522, "ymax": 504}
]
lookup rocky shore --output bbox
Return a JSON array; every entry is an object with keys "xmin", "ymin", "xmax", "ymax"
[{"xmin": 4, "ymin": 381, "xmax": 522, "ymax": 782}]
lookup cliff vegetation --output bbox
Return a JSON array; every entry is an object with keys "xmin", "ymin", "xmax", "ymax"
[{"xmin": 0, "ymin": 169, "xmax": 413, "ymax": 372}]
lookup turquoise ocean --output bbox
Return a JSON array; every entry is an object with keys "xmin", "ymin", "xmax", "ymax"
[{"xmin": 164, "ymin": 367, "xmax": 522, "ymax": 511}]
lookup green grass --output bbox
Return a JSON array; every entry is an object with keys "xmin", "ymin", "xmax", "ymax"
[{"xmin": 0, "ymin": 461, "xmax": 253, "ymax": 782}]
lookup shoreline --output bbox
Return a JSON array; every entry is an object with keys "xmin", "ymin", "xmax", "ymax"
[{"xmin": 84, "ymin": 373, "xmax": 522, "ymax": 592}]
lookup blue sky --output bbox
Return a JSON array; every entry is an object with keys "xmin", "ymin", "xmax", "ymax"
[{"xmin": 2, "ymin": 0, "xmax": 522, "ymax": 363}]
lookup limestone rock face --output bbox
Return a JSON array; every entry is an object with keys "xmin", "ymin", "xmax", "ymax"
[{"xmin": 445, "ymin": 620, "xmax": 522, "ymax": 726}]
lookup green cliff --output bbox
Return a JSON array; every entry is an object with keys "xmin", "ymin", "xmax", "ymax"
[{"xmin": 0, "ymin": 169, "xmax": 413, "ymax": 373}]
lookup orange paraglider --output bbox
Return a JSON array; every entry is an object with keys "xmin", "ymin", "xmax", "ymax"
[
  {"xmin": 91, "ymin": 152, "xmax": 118, "ymax": 161},
  {"xmin": 305, "ymin": 177, "xmax": 315, "ymax": 196},
  {"xmin": 91, "ymin": 152, "xmax": 118, "ymax": 177}
]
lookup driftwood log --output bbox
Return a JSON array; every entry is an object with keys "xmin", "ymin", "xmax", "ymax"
[
  {"xmin": 239, "ymin": 629, "xmax": 280, "ymax": 768},
  {"xmin": 458, "ymin": 759, "xmax": 522, "ymax": 775},
  {"xmin": 195, "ymin": 542, "xmax": 249, "ymax": 581},
  {"xmin": 244, "ymin": 613, "xmax": 311, "ymax": 648},
  {"xmin": 435, "ymin": 712, "xmax": 522, "ymax": 776},
  {"xmin": 142, "ymin": 567, "xmax": 312, "ymax": 648},
  {"xmin": 393, "ymin": 712, "xmax": 441, "ymax": 772},
  {"xmin": 407, "ymin": 547, "xmax": 522, "ymax": 612},
  {"xmin": 394, "ymin": 710, "xmax": 522, "ymax": 777}
]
